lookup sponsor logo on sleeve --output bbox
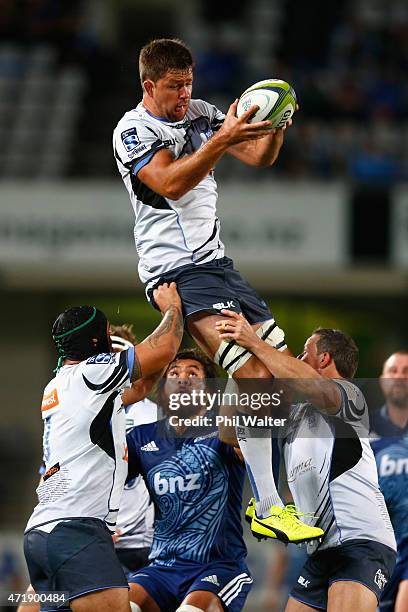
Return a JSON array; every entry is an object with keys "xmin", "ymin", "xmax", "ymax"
[
  {"xmin": 41, "ymin": 389, "xmax": 59, "ymax": 411},
  {"xmin": 121, "ymin": 127, "xmax": 139, "ymax": 151},
  {"xmin": 86, "ymin": 353, "xmax": 116, "ymax": 365}
]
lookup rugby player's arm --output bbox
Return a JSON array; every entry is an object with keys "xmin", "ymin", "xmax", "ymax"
[
  {"xmin": 227, "ymin": 128, "xmax": 285, "ymax": 167},
  {"xmin": 137, "ymin": 103, "xmax": 273, "ymax": 199},
  {"xmin": 217, "ymin": 310, "xmax": 342, "ymax": 414},
  {"xmin": 122, "ymin": 370, "xmax": 163, "ymax": 405},
  {"xmin": 132, "ymin": 283, "xmax": 183, "ymax": 380}
]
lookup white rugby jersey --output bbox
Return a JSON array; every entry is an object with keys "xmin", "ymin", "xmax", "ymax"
[
  {"xmin": 282, "ymin": 379, "xmax": 396, "ymax": 554},
  {"xmin": 25, "ymin": 349, "xmax": 134, "ymax": 533},
  {"xmin": 114, "ymin": 398, "xmax": 157, "ymax": 550},
  {"xmin": 113, "ymin": 100, "xmax": 226, "ymax": 284}
]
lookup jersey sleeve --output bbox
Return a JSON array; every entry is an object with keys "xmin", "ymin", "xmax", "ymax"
[
  {"xmin": 114, "ymin": 119, "xmax": 168, "ymax": 175},
  {"xmin": 82, "ymin": 349, "xmax": 133, "ymax": 394},
  {"xmin": 126, "ymin": 427, "xmax": 142, "ymax": 481},
  {"xmin": 194, "ymin": 99, "xmax": 225, "ymax": 131},
  {"xmin": 209, "ymin": 104, "xmax": 225, "ymax": 132},
  {"xmin": 333, "ymin": 379, "xmax": 370, "ymax": 431}
]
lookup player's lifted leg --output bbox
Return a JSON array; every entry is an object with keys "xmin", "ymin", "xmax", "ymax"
[{"xmin": 188, "ymin": 308, "xmax": 323, "ymax": 545}]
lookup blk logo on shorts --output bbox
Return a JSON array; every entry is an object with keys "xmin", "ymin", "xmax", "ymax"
[
  {"xmin": 298, "ymin": 576, "xmax": 310, "ymax": 588},
  {"xmin": 212, "ymin": 301, "xmax": 236, "ymax": 310}
]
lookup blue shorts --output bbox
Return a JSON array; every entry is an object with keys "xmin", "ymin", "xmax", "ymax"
[
  {"xmin": 146, "ymin": 256, "xmax": 272, "ymax": 324},
  {"xmin": 379, "ymin": 537, "xmax": 408, "ymax": 612},
  {"xmin": 289, "ymin": 539, "xmax": 396, "ymax": 611},
  {"xmin": 24, "ymin": 519, "xmax": 128, "ymax": 611},
  {"xmin": 129, "ymin": 558, "xmax": 253, "ymax": 611}
]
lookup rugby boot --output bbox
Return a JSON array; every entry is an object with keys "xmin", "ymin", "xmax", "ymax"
[{"xmin": 247, "ymin": 498, "xmax": 324, "ymax": 544}]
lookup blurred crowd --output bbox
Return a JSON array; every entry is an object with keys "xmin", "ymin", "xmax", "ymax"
[{"xmin": 1, "ymin": 0, "xmax": 408, "ymax": 181}]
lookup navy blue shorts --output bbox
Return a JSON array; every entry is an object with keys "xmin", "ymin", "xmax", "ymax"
[
  {"xmin": 129, "ymin": 558, "xmax": 253, "ymax": 611},
  {"xmin": 379, "ymin": 537, "xmax": 408, "ymax": 611},
  {"xmin": 289, "ymin": 539, "xmax": 396, "ymax": 611},
  {"xmin": 145, "ymin": 257, "xmax": 272, "ymax": 324},
  {"xmin": 115, "ymin": 546, "xmax": 150, "ymax": 579},
  {"xmin": 24, "ymin": 519, "xmax": 128, "ymax": 611}
]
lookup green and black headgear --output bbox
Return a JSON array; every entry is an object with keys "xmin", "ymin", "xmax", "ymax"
[{"xmin": 52, "ymin": 306, "xmax": 111, "ymax": 371}]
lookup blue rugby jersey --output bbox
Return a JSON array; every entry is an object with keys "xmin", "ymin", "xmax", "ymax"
[
  {"xmin": 126, "ymin": 420, "xmax": 246, "ymax": 566},
  {"xmin": 371, "ymin": 437, "xmax": 408, "ymax": 547}
]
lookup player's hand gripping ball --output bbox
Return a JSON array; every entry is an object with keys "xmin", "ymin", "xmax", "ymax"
[{"xmin": 237, "ymin": 79, "xmax": 297, "ymax": 128}]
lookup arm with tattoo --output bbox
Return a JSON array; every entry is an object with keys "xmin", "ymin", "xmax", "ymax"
[{"xmin": 134, "ymin": 283, "xmax": 183, "ymax": 379}]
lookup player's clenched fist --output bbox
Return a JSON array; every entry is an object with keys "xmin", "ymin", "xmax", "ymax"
[{"xmin": 153, "ymin": 282, "xmax": 182, "ymax": 314}]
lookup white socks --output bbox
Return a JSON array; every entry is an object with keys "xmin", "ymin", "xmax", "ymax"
[{"xmin": 236, "ymin": 426, "xmax": 284, "ymax": 517}]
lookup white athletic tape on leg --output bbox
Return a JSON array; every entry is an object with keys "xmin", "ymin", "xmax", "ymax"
[
  {"xmin": 214, "ymin": 339, "xmax": 252, "ymax": 374},
  {"xmin": 255, "ymin": 319, "xmax": 287, "ymax": 351},
  {"xmin": 214, "ymin": 318, "xmax": 286, "ymax": 375},
  {"xmin": 130, "ymin": 602, "xmax": 142, "ymax": 612},
  {"xmin": 175, "ymin": 606, "xmax": 205, "ymax": 612}
]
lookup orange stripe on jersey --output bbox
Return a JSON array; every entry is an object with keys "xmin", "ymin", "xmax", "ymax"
[{"xmin": 41, "ymin": 389, "xmax": 59, "ymax": 411}]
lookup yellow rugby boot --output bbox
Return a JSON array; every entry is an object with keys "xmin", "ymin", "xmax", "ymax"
[{"xmin": 249, "ymin": 501, "xmax": 324, "ymax": 544}]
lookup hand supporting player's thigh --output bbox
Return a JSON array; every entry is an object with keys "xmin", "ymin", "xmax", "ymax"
[{"xmin": 187, "ymin": 312, "xmax": 278, "ymax": 378}]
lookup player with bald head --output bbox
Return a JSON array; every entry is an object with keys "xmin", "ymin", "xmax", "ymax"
[
  {"xmin": 371, "ymin": 351, "xmax": 408, "ymax": 437},
  {"xmin": 371, "ymin": 351, "xmax": 408, "ymax": 612}
]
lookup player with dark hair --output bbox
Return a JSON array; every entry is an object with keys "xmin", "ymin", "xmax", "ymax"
[
  {"xmin": 216, "ymin": 312, "xmax": 396, "ymax": 612},
  {"xmin": 371, "ymin": 351, "xmax": 408, "ymax": 612},
  {"xmin": 23, "ymin": 284, "xmax": 183, "ymax": 612},
  {"xmin": 126, "ymin": 348, "xmax": 252, "ymax": 612},
  {"xmin": 113, "ymin": 37, "xmax": 318, "ymax": 544}
]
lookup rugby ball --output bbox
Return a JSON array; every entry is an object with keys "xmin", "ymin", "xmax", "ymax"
[{"xmin": 237, "ymin": 79, "xmax": 297, "ymax": 128}]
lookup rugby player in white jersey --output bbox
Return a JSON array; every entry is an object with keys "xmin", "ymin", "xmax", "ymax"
[
  {"xmin": 109, "ymin": 326, "xmax": 156, "ymax": 576},
  {"xmin": 113, "ymin": 37, "xmax": 318, "ymax": 544},
  {"xmin": 23, "ymin": 283, "xmax": 182, "ymax": 612},
  {"xmin": 216, "ymin": 311, "xmax": 397, "ymax": 612}
]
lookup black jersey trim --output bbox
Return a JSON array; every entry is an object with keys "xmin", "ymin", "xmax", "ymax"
[
  {"xmin": 89, "ymin": 392, "xmax": 118, "ymax": 459},
  {"xmin": 194, "ymin": 249, "xmax": 217, "ymax": 264},
  {"xmin": 83, "ymin": 352, "xmax": 128, "ymax": 394},
  {"xmin": 193, "ymin": 218, "xmax": 219, "ymax": 253},
  {"xmin": 329, "ymin": 418, "xmax": 363, "ymax": 482},
  {"xmin": 130, "ymin": 173, "xmax": 172, "ymax": 211}
]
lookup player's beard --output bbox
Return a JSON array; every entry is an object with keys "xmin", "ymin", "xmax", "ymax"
[{"xmin": 384, "ymin": 380, "xmax": 408, "ymax": 408}]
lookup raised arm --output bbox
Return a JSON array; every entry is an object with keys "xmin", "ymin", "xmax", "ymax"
[
  {"xmin": 132, "ymin": 283, "xmax": 183, "ymax": 381},
  {"xmin": 138, "ymin": 101, "xmax": 273, "ymax": 200},
  {"xmin": 227, "ymin": 126, "xmax": 285, "ymax": 167},
  {"xmin": 216, "ymin": 310, "xmax": 341, "ymax": 414}
]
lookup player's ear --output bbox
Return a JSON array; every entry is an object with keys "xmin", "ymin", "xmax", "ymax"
[
  {"xmin": 319, "ymin": 351, "xmax": 331, "ymax": 369},
  {"xmin": 143, "ymin": 80, "xmax": 154, "ymax": 97}
]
